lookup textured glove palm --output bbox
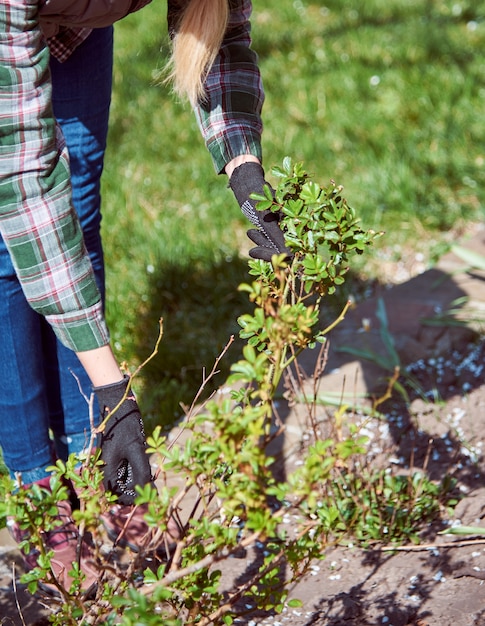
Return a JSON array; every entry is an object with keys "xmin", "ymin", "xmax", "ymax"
[
  {"xmin": 94, "ymin": 375, "xmax": 153, "ymax": 505},
  {"xmin": 229, "ymin": 162, "xmax": 292, "ymax": 263}
]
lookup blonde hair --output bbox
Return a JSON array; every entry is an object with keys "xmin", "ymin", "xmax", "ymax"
[{"xmin": 165, "ymin": 0, "xmax": 229, "ymax": 105}]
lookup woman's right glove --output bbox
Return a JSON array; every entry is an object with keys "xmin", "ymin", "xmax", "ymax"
[
  {"xmin": 229, "ymin": 161, "xmax": 292, "ymax": 263},
  {"xmin": 94, "ymin": 375, "xmax": 153, "ymax": 505}
]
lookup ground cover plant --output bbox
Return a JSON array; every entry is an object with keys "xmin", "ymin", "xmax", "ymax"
[
  {"xmin": 101, "ymin": 0, "xmax": 485, "ymax": 424},
  {"xmin": 0, "ymin": 161, "xmax": 459, "ymax": 625}
]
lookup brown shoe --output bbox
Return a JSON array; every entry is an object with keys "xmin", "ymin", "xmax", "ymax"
[
  {"xmin": 7, "ymin": 478, "xmax": 98, "ymax": 596},
  {"xmin": 101, "ymin": 503, "xmax": 180, "ymax": 558}
]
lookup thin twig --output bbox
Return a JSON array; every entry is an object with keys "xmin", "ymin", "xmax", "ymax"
[
  {"xmin": 166, "ymin": 335, "xmax": 235, "ymax": 452},
  {"xmin": 140, "ymin": 530, "xmax": 262, "ymax": 593},
  {"xmin": 12, "ymin": 562, "xmax": 27, "ymax": 626},
  {"xmin": 96, "ymin": 318, "xmax": 165, "ymax": 434},
  {"xmin": 320, "ymin": 298, "xmax": 352, "ymax": 335},
  {"xmin": 372, "ymin": 365, "xmax": 400, "ymax": 410},
  {"xmin": 200, "ymin": 519, "xmax": 326, "ymax": 626}
]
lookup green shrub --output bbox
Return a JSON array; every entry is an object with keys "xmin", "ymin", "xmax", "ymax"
[{"xmin": 0, "ymin": 161, "xmax": 456, "ymax": 625}]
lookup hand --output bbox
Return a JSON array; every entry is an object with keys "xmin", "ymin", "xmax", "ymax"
[
  {"xmin": 94, "ymin": 375, "xmax": 153, "ymax": 505},
  {"xmin": 229, "ymin": 161, "xmax": 292, "ymax": 263}
]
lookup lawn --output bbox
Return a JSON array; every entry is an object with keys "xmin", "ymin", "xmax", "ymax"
[{"xmin": 101, "ymin": 0, "xmax": 485, "ymax": 426}]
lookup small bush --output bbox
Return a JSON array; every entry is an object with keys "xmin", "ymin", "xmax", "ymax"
[{"xmin": 0, "ymin": 160, "xmax": 456, "ymax": 625}]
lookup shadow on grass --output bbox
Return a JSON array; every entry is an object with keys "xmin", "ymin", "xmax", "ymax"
[
  {"xmin": 132, "ymin": 253, "xmax": 254, "ymax": 431},
  {"xmin": 133, "ymin": 249, "xmax": 376, "ymax": 434}
]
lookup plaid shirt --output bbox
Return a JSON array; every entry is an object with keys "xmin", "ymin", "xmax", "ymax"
[
  {"xmin": 46, "ymin": 26, "xmax": 92, "ymax": 63},
  {"xmin": 194, "ymin": 0, "xmax": 264, "ymax": 173},
  {"xmin": 43, "ymin": 0, "xmax": 152, "ymax": 62},
  {"xmin": 0, "ymin": 0, "xmax": 263, "ymax": 352},
  {"xmin": 168, "ymin": 0, "xmax": 264, "ymax": 173},
  {"xmin": 0, "ymin": 0, "xmax": 109, "ymax": 352}
]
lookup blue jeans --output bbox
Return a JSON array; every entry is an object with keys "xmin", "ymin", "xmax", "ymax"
[{"xmin": 0, "ymin": 27, "xmax": 113, "ymax": 483}]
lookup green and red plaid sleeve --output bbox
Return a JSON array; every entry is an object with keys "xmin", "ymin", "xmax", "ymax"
[
  {"xmin": 0, "ymin": 0, "xmax": 110, "ymax": 353},
  {"xmin": 169, "ymin": 0, "xmax": 264, "ymax": 174},
  {"xmin": 197, "ymin": 0, "xmax": 264, "ymax": 173},
  {"xmin": 45, "ymin": 26, "xmax": 92, "ymax": 62}
]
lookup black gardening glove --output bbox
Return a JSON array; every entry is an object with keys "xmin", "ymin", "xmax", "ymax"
[
  {"xmin": 229, "ymin": 161, "xmax": 292, "ymax": 263},
  {"xmin": 94, "ymin": 375, "xmax": 153, "ymax": 505}
]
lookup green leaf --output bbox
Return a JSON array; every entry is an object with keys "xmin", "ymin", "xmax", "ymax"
[
  {"xmin": 439, "ymin": 525, "xmax": 485, "ymax": 536},
  {"xmin": 376, "ymin": 297, "xmax": 400, "ymax": 367},
  {"xmin": 300, "ymin": 181, "xmax": 321, "ymax": 204},
  {"xmin": 452, "ymin": 245, "xmax": 485, "ymax": 271}
]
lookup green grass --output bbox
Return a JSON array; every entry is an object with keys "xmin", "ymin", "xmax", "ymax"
[{"xmin": 101, "ymin": 0, "xmax": 485, "ymax": 426}]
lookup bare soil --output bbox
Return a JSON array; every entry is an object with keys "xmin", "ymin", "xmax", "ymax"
[
  {"xmin": 1, "ymin": 226, "xmax": 485, "ymax": 626},
  {"xmin": 236, "ymin": 225, "xmax": 485, "ymax": 626},
  {"xmin": 234, "ymin": 336, "xmax": 485, "ymax": 626}
]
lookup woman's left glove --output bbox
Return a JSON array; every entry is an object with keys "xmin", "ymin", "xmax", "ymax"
[
  {"xmin": 94, "ymin": 375, "xmax": 153, "ymax": 505},
  {"xmin": 229, "ymin": 161, "xmax": 292, "ymax": 263}
]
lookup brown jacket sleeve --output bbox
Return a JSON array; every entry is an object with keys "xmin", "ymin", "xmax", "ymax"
[{"xmin": 40, "ymin": 0, "xmax": 151, "ymax": 38}]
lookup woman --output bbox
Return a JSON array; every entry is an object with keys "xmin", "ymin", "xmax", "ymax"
[
  {"xmin": 0, "ymin": 0, "xmax": 287, "ymax": 590},
  {"xmin": 1, "ymin": 0, "xmax": 152, "ymax": 592}
]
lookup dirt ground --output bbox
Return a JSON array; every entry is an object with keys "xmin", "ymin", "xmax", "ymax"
[
  {"xmin": 1, "ymin": 225, "xmax": 485, "ymax": 626},
  {"xmin": 237, "ymin": 224, "xmax": 485, "ymax": 626}
]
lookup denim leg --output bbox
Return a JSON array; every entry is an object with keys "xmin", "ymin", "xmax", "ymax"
[
  {"xmin": 46, "ymin": 27, "xmax": 114, "ymax": 461},
  {"xmin": 0, "ymin": 248, "xmax": 54, "ymax": 481}
]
